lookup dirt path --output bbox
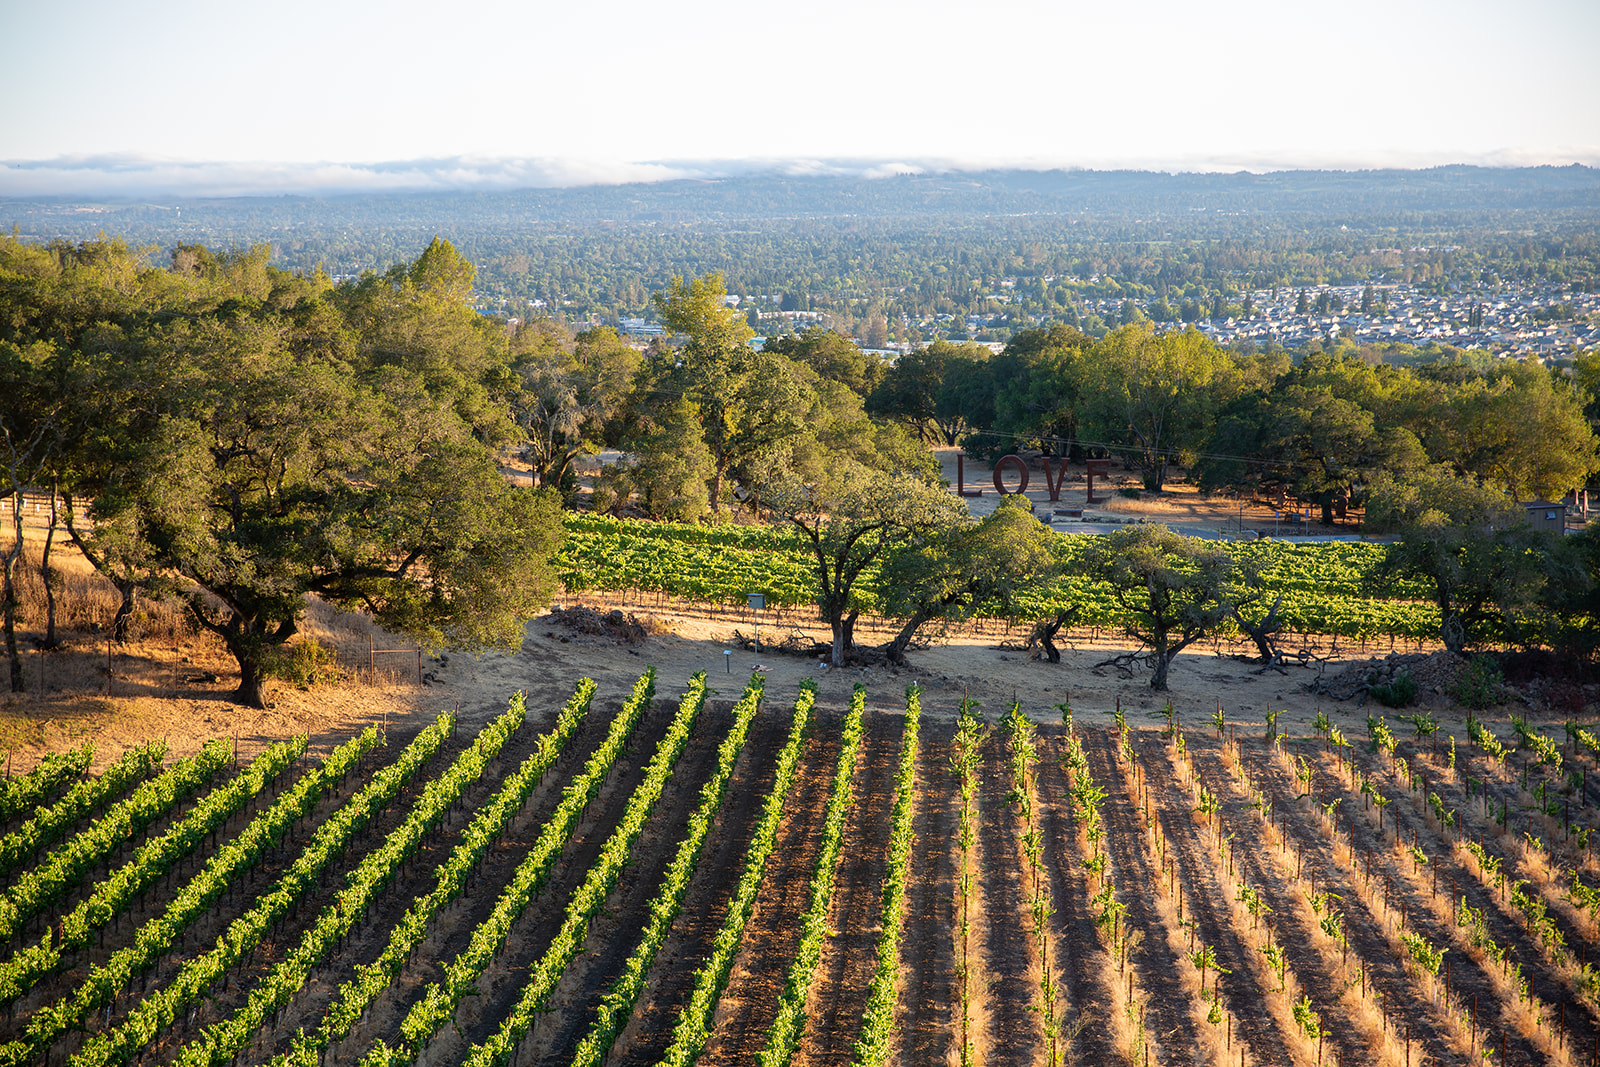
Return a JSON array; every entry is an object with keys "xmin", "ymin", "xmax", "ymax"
[
  {"xmin": 515, "ymin": 704, "xmax": 733, "ymax": 1065},
  {"xmin": 1411, "ymin": 740, "xmax": 1600, "ymax": 999},
  {"xmin": 263, "ymin": 723, "xmax": 543, "ymax": 1062},
  {"xmin": 1197, "ymin": 745, "xmax": 1391, "ymax": 1067},
  {"xmin": 608, "ymin": 697, "xmax": 792, "ymax": 1067},
  {"xmin": 892, "ymin": 717, "xmax": 958, "ymax": 1067},
  {"xmin": 1141, "ymin": 739, "xmax": 1298, "ymax": 1067},
  {"xmin": 411, "ymin": 697, "xmax": 682, "ymax": 1067},
  {"xmin": 694, "ymin": 714, "xmax": 842, "ymax": 1065},
  {"xmin": 1033, "ymin": 729, "xmax": 1118, "ymax": 1066},
  {"xmin": 1080, "ymin": 730, "xmax": 1208, "ymax": 1066},
  {"xmin": 1329, "ymin": 743, "xmax": 1586, "ymax": 1064},
  {"xmin": 792, "ymin": 711, "xmax": 898, "ymax": 1067},
  {"xmin": 330, "ymin": 695, "xmax": 664, "ymax": 1067},
  {"xmin": 974, "ymin": 728, "xmax": 1041, "ymax": 1066},
  {"xmin": 1201, "ymin": 741, "xmax": 1447, "ymax": 1066}
]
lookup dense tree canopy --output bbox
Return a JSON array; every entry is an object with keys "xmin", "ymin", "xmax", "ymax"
[
  {"xmin": 866, "ymin": 340, "xmax": 992, "ymax": 446},
  {"xmin": 509, "ymin": 321, "xmax": 639, "ymax": 493},
  {"xmin": 876, "ymin": 496, "xmax": 1057, "ymax": 663},
  {"xmin": 1084, "ymin": 525, "xmax": 1244, "ymax": 690},
  {"xmin": 1077, "ymin": 325, "xmax": 1237, "ymax": 492},
  {"xmin": 0, "ymin": 235, "xmax": 567, "ymax": 706},
  {"xmin": 863, "ymin": 321, "xmax": 1599, "ymax": 522},
  {"xmin": 759, "ymin": 327, "xmax": 887, "ymax": 398},
  {"xmin": 760, "ymin": 461, "xmax": 968, "ymax": 667}
]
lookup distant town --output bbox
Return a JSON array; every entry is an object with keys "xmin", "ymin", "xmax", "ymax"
[{"xmin": 609, "ymin": 274, "xmax": 1597, "ymax": 363}]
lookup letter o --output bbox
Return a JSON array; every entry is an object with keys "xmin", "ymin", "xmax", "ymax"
[{"xmin": 993, "ymin": 454, "xmax": 1030, "ymax": 496}]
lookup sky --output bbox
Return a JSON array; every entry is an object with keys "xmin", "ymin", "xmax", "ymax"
[{"xmin": 3, "ymin": 0, "xmax": 1598, "ymax": 196}]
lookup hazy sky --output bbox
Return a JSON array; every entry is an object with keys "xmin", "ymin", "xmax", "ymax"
[{"xmin": 3, "ymin": 0, "xmax": 1598, "ymax": 193}]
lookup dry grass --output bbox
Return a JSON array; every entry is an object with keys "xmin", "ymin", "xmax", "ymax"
[
  {"xmin": 1096, "ymin": 493, "xmax": 1172, "ymax": 515},
  {"xmin": 0, "ymin": 518, "xmax": 444, "ymax": 773}
]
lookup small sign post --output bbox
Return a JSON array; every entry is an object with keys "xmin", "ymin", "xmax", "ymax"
[{"xmin": 748, "ymin": 593, "xmax": 766, "ymax": 670}]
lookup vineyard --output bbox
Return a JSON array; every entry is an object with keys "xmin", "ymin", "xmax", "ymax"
[
  {"xmin": 4, "ymin": 675, "xmax": 1600, "ymax": 1066},
  {"xmin": 556, "ymin": 514, "xmax": 1443, "ymax": 642}
]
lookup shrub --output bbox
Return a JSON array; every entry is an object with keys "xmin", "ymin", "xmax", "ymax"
[
  {"xmin": 1450, "ymin": 655, "xmax": 1504, "ymax": 709},
  {"xmin": 1369, "ymin": 669, "xmax": 1418, "ymax": 708},
  {"xmin": 262, "ymin": 638, "xmax": 342, "ymax": 689}
]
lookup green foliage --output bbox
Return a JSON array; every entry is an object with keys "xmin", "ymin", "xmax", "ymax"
[
  {"xmin": 1450, "ymin": 655, "xmax": 1504, "ymax": 709},
  {"xmin": 0, "ymin": 741, "xmax": 232, "ymax": 946},
  {"xmin": 0, "ymin": 742, "xmax": 167, "ymax": 881},
  {"xmin": 366, "ymin": 674, "xmax": 653, "ymax": 1067},
  {"xmin": 1467, "ymin": 713, "xmax": 1509, "ymax": 761},
  {"xmin": 657, "ymin": 685, "xmax": 814, "ymax": 1067},
  {"xmin": 259, "ymin": 638, "xmax": 341, "ymax": 690},
  {"xmin": 1367, "ymin": 714, "xmax": 1399, "ymax": 753},
  {"xmin": 852, "ymin": 687, "xmax": 922, "ymax": 1066},
  {"xmin": 1511, "ymin": 714, "xmax": 1562, "ymax": 768},
  {"xmin": 509, "ymin": 322, "xmax": 639, "ymax": 493},
  {"xmin": 1292, "ymin": 996, "xmax": 1322, "ymax": 1042},
  {"xmin": 1363, "ymin": 462, "xmax": 1523, "ymax": 535},
  {"xmin": 0, "ymin": 732, "xmax": 376, "ymax": 1063},
  {"xmin": 761, "ymin": 328, "xmax": 886, "ymax": 398},
  {"xmin": 755, "ymin": 686, "xmax": 864, "ymax": 1067},
  {"xmin": 644, "ymin": 273, "xmax": 814, "ymax": 514},
  {"xmin": 867, "ymin": 340, "xmax": 989, "ymax": 446},
  {"xmin": 1401, "ymin": 932, "xmax": 1447, "ymax": 977},
  {"xmin": 3, "ymin": 236, "xmax": 569, "ymax": 708},
  {"xmin": 1080, "ymin": 325, "xmax": 1234, "ymax": 492},
  {"xmin": 175, "ymin": 701, "xmax": 535, "ymax": 1067},
  {"xmin": 762, "ymin": 460, "xmax": 968, "ymax": 665},
  {"xmin": 1197, "ymin": 354, "xmax": 1429, "ymax": 523},
  {"xmin": 265, "ymin": 684, "xmax": 587, "ymax": 1066},
  {"xmin": 878, "ymin": 496, "xmax": 1057, "ymax": 662},
  {"xmin": 1373, "ymin": 481, "xmax": 1586, "ymax": 653},
  {"xmin": 461, "ymin": 676, "xmax": 707, "ymax": 1067},
  {"xmin": 563, "ymin": 676, "xmax": 762, "ymax": 1067},
  {"xmin": 1369, "ymin": 670, "xmax": 1418, "ymax": 708},
  {"xmin": 0, "ymin": 739, "xmax": 302, "ymax": 1008},
  {"xmin": 70, "ymin": 718, "xmax": 450, "ymax": 1067},
  {"xmin": 615, "ymin": 397, "xmax": 717, "ymax": 522},
  {"xmin": 1082, "ymin": 524, "xmax": 1241, "ymax": 690},
  {"xmin": 0, "ymin": 745, "xmax": 92, "ymax": 822}
]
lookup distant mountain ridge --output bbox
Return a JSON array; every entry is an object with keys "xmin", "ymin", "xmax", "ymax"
[{"xmin": 6, "ymin": 164, "xmax": 1599, "ymax": 232}]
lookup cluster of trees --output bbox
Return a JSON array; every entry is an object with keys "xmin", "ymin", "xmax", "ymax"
[
  {"xmin": 564, "ymin": 277, "xmax": 921, "ymax": 526},
  {"xmin": 0, "ymin": 240, "xmax": 999, "ymax": 699},
  {"xmin": 865, "ymin": 321, "xmax": 1600, "ymax": 522},
  {"xmin": 0, "ymin": 236, "xmax": 566, "ymax": 706},
  {"xmin": 6, "ymin": 236, "xmax": 1600, "ymax": 701},
  {"xmin": 565, "ymin": 274, "xmax": 1600, "ymax": 677}
]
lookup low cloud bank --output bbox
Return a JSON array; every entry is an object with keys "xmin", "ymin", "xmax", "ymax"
[
  {"xmin": 0, "ymin": 155, "xmax": 702, "ymax": 198},
  {"xmin": 3, "ymin": 149, "xmax": 1597, "ymax": 199}
]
